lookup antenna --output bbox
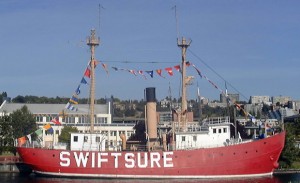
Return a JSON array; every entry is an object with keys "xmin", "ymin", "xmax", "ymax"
[{"xmin": 172, "ymin": 5, "xmax": 180, "ymax": 39}]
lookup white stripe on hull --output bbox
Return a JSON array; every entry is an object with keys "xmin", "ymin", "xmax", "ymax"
[{"xmin": 34, "ymin": 170, "xmax": 273, "ymax": 179}]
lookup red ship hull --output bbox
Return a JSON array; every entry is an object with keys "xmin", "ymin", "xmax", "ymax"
[{"xmin": 17, "ymin": 131, "xmax": 285, "ymax": 178}]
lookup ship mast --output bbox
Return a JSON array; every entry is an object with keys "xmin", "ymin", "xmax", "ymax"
[
  {"xmin": 177, "ymin": 37, "xmax": 191, "ymax": 132},
  {"xmin": 87, "ymin": 29, "xmax": 100, "ymax": 133}
]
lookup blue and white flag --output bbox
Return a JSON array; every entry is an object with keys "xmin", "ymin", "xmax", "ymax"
[{"xmin": 65, "ymin": 102, "xmax": 78, "ymax": 111}]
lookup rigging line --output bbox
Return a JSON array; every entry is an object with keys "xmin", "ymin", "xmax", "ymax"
[
  {"xmin": 188, "ymin": 49, "xmax": 248, "ymax": 101},
  {"xmin": 101, "ymin": 60, "xmax": 178, "ymax": 64}
]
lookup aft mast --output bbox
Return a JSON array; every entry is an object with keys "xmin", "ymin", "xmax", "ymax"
[
  {"xmin": 177, "ymin": 37, "xmax": 191, "ymax": 132},
  {"xmin": 86, "ymin": 29, "xmax": 100, "ymax": 133}
]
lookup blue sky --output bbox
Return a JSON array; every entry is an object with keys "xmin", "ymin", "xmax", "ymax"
[{"xmin": 1, "ymin": 0, "xmax": 299, "ymax": 101}]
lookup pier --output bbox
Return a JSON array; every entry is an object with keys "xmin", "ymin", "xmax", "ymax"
[{"xmin": 0, "ymin": 156, "xmax": 21, "ymax": 173}]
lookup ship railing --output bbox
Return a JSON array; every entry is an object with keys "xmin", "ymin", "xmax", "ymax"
[
  {"xmin": 204, "ymin": 116, "xmax": 230, "ymax": 125},
  {"xmin": 21, "ymin": 141, "xmax": 42, "ymax": 148},
  {"xmin": 176, "ymin": 138, "xmax": 254, "ymax": 150}
]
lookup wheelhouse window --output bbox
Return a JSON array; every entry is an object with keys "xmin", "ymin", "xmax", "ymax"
[
  {"xmin": 213, "ymin": 128, "xmax": 217, "ymax": 134},
  {"xmin": 73, "ymin": 136, "xmax": 78, "ymax": 142}
]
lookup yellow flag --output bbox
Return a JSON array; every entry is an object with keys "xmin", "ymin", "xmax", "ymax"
[{"xmin": 43, "ymin": 123, "xmax": 51, "ymax": 130}]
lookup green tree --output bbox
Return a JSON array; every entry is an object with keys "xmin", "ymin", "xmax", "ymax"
[
  {"xmin": 10, "ymin": 105, "xmax": 37, "ymax": 139},
  {"xmin": 58, "ymin": 126, "xmax": 78, "ymax": 149},
  {"xmin": 279, "ymin": 118, "xmax": 300, "ymax": 168},
  {"xmin": 0, "ymin": 112, "xmax": 13, "ymax": 154}
]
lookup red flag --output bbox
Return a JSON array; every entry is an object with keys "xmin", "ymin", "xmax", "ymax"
[
  {"xmin": 51, "ymin": 116, "xmax": 61, "ymax": 125},
  {"xmin": 84, "ymin": 68, "xmax": 91, "ymax": 78},
  {"xmin": 165, "ymin": 67, "xmax": 173, "ymax": 76},
  {"xmin": 174, "ymin": 65, "xmax": 181, "ymax": 72},
  {"xmin": 101, "ymin": 63, "xmax": 109, "ymax": 75},
  {"xmin": 94, "ymin": 60, "xmax": 99, "ymax": 68}
]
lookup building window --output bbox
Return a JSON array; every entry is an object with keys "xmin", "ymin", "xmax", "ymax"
[
  {"xmin": 65, "ymin": 116, "xmax": 75, "ymax": 124},
  {"xmin": 46, "ymin": 116, "xmax": 51, "ymax": 122},
  {"xmin": 223, "ymin": 128, "xmax": 227, "ymax": 133},
  {"xmin": 96, "ymin": 117, "xmax": 107, "ymax": 124},
  {"xmin": 73, "ymin": 136, "xmax": 78, "ymax": 142},
  {"xmin": 110, "ymin": 131, "xmax": 117, "ymax": 136},
  {"xmin": 127, "ymin": 131, "xmax": 133, "ymax": 137},
  {"xmin": 78, "ymin": 116, "xmax": 88, "ymax": 124},
  {"xmin": 35, "ymin": 115, "xmax": 43, "ymax": 122},
  {"xmin": 101, "ymin": 131, "xmax": 108, "ymax": 135},
  {"xmin": 213, "ymin": 128, "xmax": 217, "ymax": 134},
  {"xmin": 119, "ymin": 131, "xmax": 125, "ymax": 136}
]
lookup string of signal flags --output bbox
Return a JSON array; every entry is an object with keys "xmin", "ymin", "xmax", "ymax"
[{"xmin": 64, "ymin": 59, "xmax": 237, "ymax": 114}]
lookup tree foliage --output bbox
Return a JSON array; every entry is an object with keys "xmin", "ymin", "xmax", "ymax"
[
  {"xmin": 58, "ymin": 126, "xmax": 78, "ymax": 148},
  {"xmin": 10, "ymin": 105, "xmax": 37, "ymax": 139},
  {"xmin": 279, "ymin": 120, "xmax": 300, "ymax": 168},
  {"xmin": 0, "ymin": 105, "xmax": 37, "ymax": 154},
  {"xmin": 0, "ymin": 112, "xmax": 13, "ymax": 154}
]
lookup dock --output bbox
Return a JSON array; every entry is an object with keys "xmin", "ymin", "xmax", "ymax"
[{"xmin": 0, "ymin": 156, "xmax": 21, "ymax": 173}]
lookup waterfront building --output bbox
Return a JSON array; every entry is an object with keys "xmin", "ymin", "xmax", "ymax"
[
  {"xmin": 250, "ymin": 96, "xmax": 271, "ymax": 105},
  {"xmin": 0, "ymin": 102, "xmax": 135, "ymax": 151},
  {"xmin": 272, "ymin": 96, "xmax": 292, "ymax": 105},
  {"xmin": 220, "ymin": 93, "xmax": 239, "ymax": 103}
]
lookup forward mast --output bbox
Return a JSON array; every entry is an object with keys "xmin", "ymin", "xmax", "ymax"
[{"xmin": 86, "ymin": 29, "xmax": 100, "ymax": 133}]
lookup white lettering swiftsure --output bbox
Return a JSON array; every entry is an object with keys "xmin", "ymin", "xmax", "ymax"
[
  {"xmin": 163, "ymin": 151, "xmax": 174, "ymax": 167},
  {"xmin": 91, "ymin": 152, "xmax": 95, "ymax": 168},
  {"xmin": 124, "ymin": 153, "xmax": 135, "ymax": 168},
  {"xmin": 98, "ymin": 152, "xmax": 108, "ymax": 168},
  {"xmin": 137, "ymin": 152, "xmax": 147, "ymax": 168},
  {"xmin": 59, "ymin": 151, "xmax": 174, "ymax": 168},
  {"xmin": 111, "ymin": 152, "xmax": 121, "ymax": 168},
  {"xmin": 60, "ymin": 151, "xmax": 70, "ymax": 167},
  {"xmin": 150, "ymin": 152, "xmax": 161, "ymax": 168},
  {"xmin": 74, "ymin": 152, "xmax": 89, "ymax": 168}
]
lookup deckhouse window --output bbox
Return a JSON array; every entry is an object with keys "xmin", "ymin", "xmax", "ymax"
[
  {"xmin": 84, "ymin": 136, "xmax": 88, "ymax": 142},
  {"xmin": 218, "ymin": 129, "xmax": 222, "ymax": 133},
  {"xmin": 182, "ymin": 136, "xmax": 186, "ymax": 142},
  {"xmin": 213, "ymin": 128, "xmax": 216, "ymax": 134},
  {"xmin": 193, "ymin": 136, "xmax": 197, "ymax": 141},
  {"xmin": 223, "ymin": 128, "xmax": 227, "ymax": 133},
  {"xmin": 96, "ymin": 137, "xmax": 100, "ymax": 142},
  {"xmin": 73, "ymin": 136, "xmax": 78, "ymax": 142}
]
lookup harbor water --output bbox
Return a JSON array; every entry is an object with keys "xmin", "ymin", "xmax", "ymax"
[{"xmin": 1, "ymin": 173, "xmax": 300, "ymax": 183}]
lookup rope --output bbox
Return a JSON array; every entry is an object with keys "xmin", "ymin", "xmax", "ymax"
[{"xmin": 188, "ymin": 49, "xmax": 249, "ymax": 101}]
